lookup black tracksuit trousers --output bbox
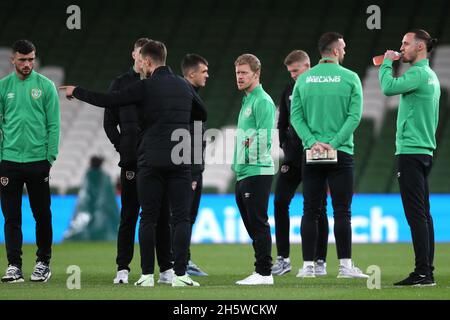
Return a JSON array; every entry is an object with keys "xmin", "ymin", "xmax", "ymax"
[
  {"xmin": 116, "ymin": 167, "xmax": 172, "ymax": 273},
  {"xmin": 137, "ymin": 165, "xmax": 191, "ymax": 276},
  {"xmin": 187, "ymin": 172, "xmax": 203, "ymax": 262},
  {"xmin": 274, "ymin": 161, "xmax": 329, "ymax": 261},
  {"xmin": 301, "ymin": 151, "xmax": 354, "ymax": 261},
  {"xmin": 397, "ymin": 154, "xmax": 435, "ymax": 276},
  {"xmin": 0, "ymin": 160, "xmax": 52, "ymax": 268},
  {"xmin": 235, "ymin": 175, "xmax": 273, "ymax": 276}
]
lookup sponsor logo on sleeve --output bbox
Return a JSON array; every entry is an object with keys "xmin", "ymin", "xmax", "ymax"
[{"xmin": 428, "ymin": 78, "xmax": 438, "ymax": 86}]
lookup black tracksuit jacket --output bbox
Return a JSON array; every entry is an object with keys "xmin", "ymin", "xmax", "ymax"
[
  {"xmin": 278, "ymin": 82, "xmax": 303, "ymax": 166},
  {"xmin": 73, "ymin": 66, "xmax": 207, "ymax": 167},
  {"xmin": 103, "ymin": 67, "xmax": 141, "ymax": 168}
]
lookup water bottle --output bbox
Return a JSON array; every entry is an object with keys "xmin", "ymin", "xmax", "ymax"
[{"xmin": 372, "ymin": 51, "xmax": 402, "ymax": 66}]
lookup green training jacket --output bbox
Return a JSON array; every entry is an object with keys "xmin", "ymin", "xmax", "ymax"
[
  {"xmin": 290, "ymin": 58, "xmax": 363, "ymax": 155},
  {"xmin": 379, "ymin": 58, "xmax": 440, "ymax": 156},
  {"xmin": 232, "ymin": 85, "xmax": 275, "ymax": 181},
  {"xmin": 0, "ymin": 70, "xmax": 60, "ymax": 164}
]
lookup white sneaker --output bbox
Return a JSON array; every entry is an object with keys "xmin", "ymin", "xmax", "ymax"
[
  {"xmin": 337, "ymin": 264, "xmax": 369, "ymax": 279},
  {"xmin": 1, "ymin": 265, "xmax": 24, "ymax": 283},
  {"xmin": 314, "ymin": 260, "xmax": 327, "ymax": 276},
  {"xmin": 236, "ymin": 272, "xmax": 274, "ymax": 285},
  {"xmin": 158, "ymin": 268, "xmax": 174, "ymax": 284},
  {"xmin": 113, "ymin": 270, "xmax": 129, "ymax": 284},
  {"xmin": 296, "ymin": 265, "xmax": 316, "ymax": 278},
  {"xmin": 30, "ymin": 262, "xmax": 51, "ymax": 282},
  {"xmin": 134, "ymin": 274, "xmax": 154, "ymax": 286},
  {"xmin": 271, "ymin": 256, "xmax": 291, "ymax": 276}
]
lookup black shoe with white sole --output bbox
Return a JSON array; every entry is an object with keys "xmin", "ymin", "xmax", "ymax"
[
  {"xmin": 30, "ymin": 262, "xmax": 51, "ymax": 282},
  {"xmin": 394, "ymin": 272, "xmax": 435, "ymax": 287},
  {"xmin": 1, "ymin": 265, "xmax": 24, "ymax": 283}
]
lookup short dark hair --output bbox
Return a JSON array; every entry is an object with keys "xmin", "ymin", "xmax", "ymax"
[
  {"xmin": 140, "ymin": 40, "xmax": 167, "ymax": 64},
  {"xmin": 284, "ymin": 50, "xmax": 309, "ymax": 66},
  {"xmin": 318, "ymin": 32, "xmax": 343, "ymax": 55},
  {"xmin": 408, "ymin": 29, "xmax": 438, "ymax": 53},
  {"xmin": 134, "ymin": 37, "xmax": 151, "ymax": 49},
  {"xmin": 181, "ymin": 54, "xmax": 208, "ymax": 76},
  {"xmin": 12, "ymin": 40, "xmax": 35, "ymax": 55},
  {"xmin": 90, "ymin": 156, "xmax": 104, "ymax": 169}
]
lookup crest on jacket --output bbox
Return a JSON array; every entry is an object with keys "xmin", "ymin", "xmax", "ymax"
[
  {"xmin": 0, "ymin": 177, "xmax": 9, "ymax": 186},
  {"xmin": 125, "ymin": 171, "xmax": 135, "ymax": 180},
  {"xmin": 31, "ymin": 88, "xmax": 42, "ymax": 99}
]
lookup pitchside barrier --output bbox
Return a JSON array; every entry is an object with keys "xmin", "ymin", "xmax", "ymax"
[{"xmin": 0, "ymin": 194, "xmax": 449, "ymax": 243}]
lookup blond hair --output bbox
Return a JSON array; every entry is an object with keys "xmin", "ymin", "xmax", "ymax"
[
  {"xmin": 284, "ymin": 50, "xmax": 309, "ymax": 66},
  {"xmin": 234, "ymin": 53, "xmax": 261, "ymax": 73}
]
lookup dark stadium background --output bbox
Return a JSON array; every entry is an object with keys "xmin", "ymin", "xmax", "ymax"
[{"xmin": 2, "ymin": 0, "xmax": 449, "ymax": 195}]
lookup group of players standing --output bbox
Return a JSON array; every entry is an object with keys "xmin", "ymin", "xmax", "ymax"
[{"xmin": 0, "ymin": 27, "xmax": 440, "ymax": 288}]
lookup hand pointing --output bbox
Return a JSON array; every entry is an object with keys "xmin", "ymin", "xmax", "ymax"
[{"xmin": 58, "ymin": 85, "xmax": 76, "ymax": 100}]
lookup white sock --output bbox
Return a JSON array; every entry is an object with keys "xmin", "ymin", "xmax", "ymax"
[
  {"xmin": 303, "ymin": 261, "xmax": 314, "ymax": 268},
  {"xmin": 340, "ymin": 259, "xmax": 352, "ymax": 268},
  {"xmin": 284, "ymin": 257, "xmax": 290, "ymax": 262}
]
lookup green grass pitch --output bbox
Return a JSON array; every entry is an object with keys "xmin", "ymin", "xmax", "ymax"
[{"xmin": 0, "ymin": 242, "xmax": 449, "ymax": 300}]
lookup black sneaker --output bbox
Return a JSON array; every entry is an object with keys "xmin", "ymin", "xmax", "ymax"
[
  {"xmin": 394, "ymin": 272, "xmax": 435, "ymax": 287},
  {"xmin": 30, "ymin": 262, "xmax": 51, "ymax": 282},
  {"xmin": 1, "ymin": 265, "xmax": 24, "ymax": 283}
]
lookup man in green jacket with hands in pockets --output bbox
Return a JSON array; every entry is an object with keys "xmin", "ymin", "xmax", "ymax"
[
  {"xmin": 379, "ymin": 29, "xmax": 440, "ymax": 287},
  {"xmin": 232, "ymin": 54, "xmax": 275, "ymax": 286},
  {"xmin": 290, "ymin": 32, "xmax": 368, "ymax": 279}
]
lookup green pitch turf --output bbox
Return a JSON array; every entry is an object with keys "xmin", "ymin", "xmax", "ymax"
[{"xmin": 0, "ymin": 242, "xmax": 448, "ymax": 300}]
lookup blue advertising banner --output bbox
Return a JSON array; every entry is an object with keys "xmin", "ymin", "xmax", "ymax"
[
  {"xmin": 191, "ymin": 194, "xmax": 450, "ymax": 244},
  {"xmin": 0, "ymin": 194, "xmax": 449, "ymax": 243}
]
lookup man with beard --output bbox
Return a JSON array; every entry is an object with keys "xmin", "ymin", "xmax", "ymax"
[
  {"xmin": 379, "ymin": 29, "xmax": 440, "ymax": 286},
  {"xmin": 272, "ymin": 50, "xmax": 329, "ymax": 277},
  {"xmin": 0, "ymin": 40, "xmax": 60, "ymax": 283},
  {"xmin": 233, "ymin": 54, "xmax": 275, "ymax": 285}
]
